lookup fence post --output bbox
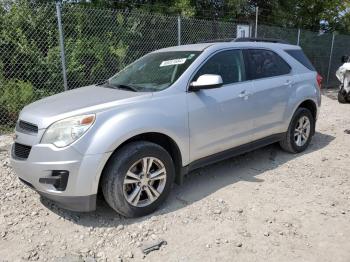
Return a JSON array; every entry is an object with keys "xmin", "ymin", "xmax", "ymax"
[
  {"xmin": 177, "ymin": 15, "xmax": 181, "ymax": 46},
  {"xmin": 326, "ymin": 32, "xmax": 335, "ymax": 86},
  {"xmin": 297, "ymin": 28, "xmax": 301, "ymax": 45},
  {"xmin": 56, "ymin": 1, "xmax": 68, "ymax": 91},
  {"xmin": 255, "ymin": 6, "xmax": 258, "ymax": 38}
]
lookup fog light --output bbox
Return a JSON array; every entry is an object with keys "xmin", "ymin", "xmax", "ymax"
[{"xmin": 39, "ymin": 170, "xmax": 69, "ymax": 191}]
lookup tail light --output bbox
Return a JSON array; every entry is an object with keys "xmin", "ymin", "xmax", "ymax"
[{"xmin": 316, "ymin": 73, "xmax": 323, "ymax": 89}]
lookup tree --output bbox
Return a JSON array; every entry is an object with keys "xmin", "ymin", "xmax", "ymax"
[{"xmin": 251, "ymin": 0, "xmax": 349, "ymax": 32}]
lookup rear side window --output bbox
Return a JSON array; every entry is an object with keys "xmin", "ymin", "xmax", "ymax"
[
  {"xmin": 194, "ymin": 49, "xmax": 245, "ymax": 85},
  {"xmin": 285, "ymin": 49, "xmax": 316, "ymax": 71},
  {"xmin": 243, "ymin": 49, "xmax": 291, "ymax": 80}
]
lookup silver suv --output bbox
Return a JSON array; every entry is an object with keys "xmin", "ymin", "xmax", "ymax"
[{"xmin": 11, "ymin": 39, "xmax": 322, "ymax": 217}]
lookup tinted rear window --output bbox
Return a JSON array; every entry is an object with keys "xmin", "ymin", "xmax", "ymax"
[
  {"xmin": 243, "ymin": 49, "xmax": 291, "ymax": 80},
  {"xmin": 285, "ymin": 49, "xmax": 315, "ymax": 71}
]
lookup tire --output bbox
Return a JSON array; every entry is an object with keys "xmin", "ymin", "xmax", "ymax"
[
  {"xmin": 101, "ymin": 141, "xmax": 175, "ymax": 217},
  {"xmin": 279, "ymin": 107, "xmax": 315, "ymax": 153},
  {"xmin": 338, "ymin": 88, "xmax": 347, "ymax": 104}
]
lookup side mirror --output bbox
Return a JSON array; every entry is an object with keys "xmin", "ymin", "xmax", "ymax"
[
  {"xmin": 341, "ymin": 55, "xmax": 349, "ymax": 63},
  {"xmin": 189, "ymin": 74, "xmax": 223, "ymax": 92}
]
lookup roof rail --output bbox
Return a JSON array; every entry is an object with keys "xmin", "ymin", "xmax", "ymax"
[
  {"xmin": 195, "ymin": 38, "xmax": 235, "ymax": 44},
  {"xmin": 232, "ymin": 37, "xmax": 289, "ymax": 44}
]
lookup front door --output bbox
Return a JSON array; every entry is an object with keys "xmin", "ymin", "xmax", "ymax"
[{"xmin": 187, "ymin": 49, "xmax": 255, "ymax": 162}]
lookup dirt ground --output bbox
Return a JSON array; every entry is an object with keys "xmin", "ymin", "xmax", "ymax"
[{"xmin": 0, "ymin": 90, "xmax": 350, "ymax": 262}]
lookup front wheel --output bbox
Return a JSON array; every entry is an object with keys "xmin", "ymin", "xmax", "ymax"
[
  {"xmin": 101, "ymin": 141, "xmax": 175, "ymax": 217},
  {"xmin": 280, "ymin": 108, "xmax": 315, "ymax": 153}
]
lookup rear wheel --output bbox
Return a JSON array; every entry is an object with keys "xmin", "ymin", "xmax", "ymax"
[
  {"xmin": 338, "ymin": 87, "xmax": 348, "ymax": 103},
  {"xmin": 101, "ymin": 141, "xmax": 175, "ymax": 217},
  {"xmin": 280, "ymin": 108, "xmax": 315, "ymax": 153}
]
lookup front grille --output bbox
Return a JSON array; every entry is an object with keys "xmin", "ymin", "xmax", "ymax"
[
  {"xmin": 13, "ymin": 143, "xmax": 32, "ymax": 159},
  {"xmin": 17, "ymin": 120, "xmax": 38, "ymax": 134}
]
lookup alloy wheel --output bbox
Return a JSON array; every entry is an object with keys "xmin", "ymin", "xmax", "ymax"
[
  {"xmin": 123, "ymin": 157, "xmax": 167, "ymax": 207},
  {"xmin": 294, "ymin": 116, "xmax": 311, "ymax": 147}
]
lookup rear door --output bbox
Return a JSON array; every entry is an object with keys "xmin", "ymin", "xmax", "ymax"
[{"xmin": 243, "ymin": 49, "xmax": 294, "ymax": 140}]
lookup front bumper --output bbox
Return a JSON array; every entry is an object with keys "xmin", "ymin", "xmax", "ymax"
[
  {"xmin": 10, "ymin": 133, "xmax": 111, "ymax": 212},
  {"xmin": 19, "ymin": 177, "xmax": 96, "ymax": 212}
]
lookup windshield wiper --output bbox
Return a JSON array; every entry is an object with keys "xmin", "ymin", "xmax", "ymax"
[
  {"xmin": 97, "ymin": 81, "xmax": 138, "ymax": 92},
  {"xmin": 96, "ymin": 80, "xmax": 115, "ymax": 89},
  {"xmin": 115, "ymin": 84, "xmax": 138, "ymax": 92}
]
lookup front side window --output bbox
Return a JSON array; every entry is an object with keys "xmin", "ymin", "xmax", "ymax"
[
  {"xmin": 193, "ymin": 50, "xmax": 246, "ymax": 85},
  {"xmin": 243, "ymin": 49, "xmax": 291, "ymax": 80},
  {"xmin": 109, "ymin": 51, "xmax": 201, "ymax": 92}
]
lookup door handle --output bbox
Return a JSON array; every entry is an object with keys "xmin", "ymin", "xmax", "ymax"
[
  {"xmin": 238, "ymin": 90, "xmax": 250, "ymax": 100},
  {"xmin": 284, "ymin": 80, "xmax": 293, "ymax": 86}
]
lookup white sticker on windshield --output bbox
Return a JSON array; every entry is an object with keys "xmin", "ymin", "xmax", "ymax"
[{"xmin": 160, "ymin": 58, "xmax": 187, "ymax": 67}]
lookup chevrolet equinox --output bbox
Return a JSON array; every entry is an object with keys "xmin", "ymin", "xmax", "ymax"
[{"xmin": 11, "ymin": 39, "xmax": 322, "ymax": 217}]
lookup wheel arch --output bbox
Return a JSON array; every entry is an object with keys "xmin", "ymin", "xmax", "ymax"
[
  {"xmin": 98, "ymin": 132, "xmax": 184, "ymax": 192},
  {"xmin": 289, "ymin": 99, "xmax": 318, "ymax": 136},
  {"xmin": 298, "ymin": 99, "xmax": 317, "ymax": 121}
]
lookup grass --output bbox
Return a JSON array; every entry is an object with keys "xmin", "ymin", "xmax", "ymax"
[{"xmin": 0, "ymin": 125, "xmax": 14, "ymax": 135}]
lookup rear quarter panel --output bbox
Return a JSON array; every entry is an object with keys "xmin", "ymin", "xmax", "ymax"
[{"xmin": 282, "ymin": 71, "xmax": 321, "ymax": 131}]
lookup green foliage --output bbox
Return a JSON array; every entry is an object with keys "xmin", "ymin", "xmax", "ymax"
[
  {"xmin": 0, "ymin": 0, "xmax": 349, "ymax": 128},
  {"xmin": 0, "ymin": 80, "xmax": 34, "ymax": 123},
  {"xmin": 0, "ymin": 78, "xmax": 54, "ymax": 125}
]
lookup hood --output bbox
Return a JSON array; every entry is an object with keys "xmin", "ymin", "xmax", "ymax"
[{"xmin": 19, "ymin": 85, "xmax": 151, "ymax": 129}]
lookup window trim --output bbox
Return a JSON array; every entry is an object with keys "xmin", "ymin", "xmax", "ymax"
[
  {"xmin": 242, "ymin": 48, "xmax": 292, "ymax": 81},
  {"xmin": 186, "ymin": 48, "xmax": 247, "ymax": 92}
]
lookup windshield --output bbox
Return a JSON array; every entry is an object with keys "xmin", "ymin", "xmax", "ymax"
[{"xmin": 109, "ymin": 51, "xmax": 201, "ymax": 92}]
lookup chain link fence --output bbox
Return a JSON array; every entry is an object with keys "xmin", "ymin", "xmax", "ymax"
[{"xmin": 1, "ymin": 2, "xmax": 349, "ymax": 132}]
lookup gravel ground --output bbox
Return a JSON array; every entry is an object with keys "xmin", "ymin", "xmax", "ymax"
[{"xmin": 1, "ymin": 92, "xmax": 350, "ymax": 262}]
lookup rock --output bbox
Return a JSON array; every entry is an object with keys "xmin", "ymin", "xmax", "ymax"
[
  {"xmin": 217, "ymin": 198, "xmax": 225, "ymax": 204},
  {"xmin": 124, "ymin": 251, "xmax": 133, "ymax": 258},
  {"xmin": 237, "ymin": 208, "xmax": 244, "ymax": 214},
  {"xmin": 25, "ymin": 250, "xmax": 39, "ymax": 261},
  {"xmin": 235, "ymin": 242, "xmax": 243, "ymax": 247},
  {"xmin": 264, "ymin": 232, "xmax": 270, "ymax": 237},
  {"xmin": 241, "ymin": 231, "xmax": 251, "ymax": 237},
  {"xmin": 341, "ymin": 210, "xmax": 346, "ymax": 214},
  {"xmin": 96, "ymin": 252, "xmax": 105, "ymax": 258},
  {"xmin": 213, "ymin": 209, "xmax": 221, "ymax": 215},
  {"xmin": 117, "ymin": 225, "xmax": 124, "ymax": 231},
  {"xmin": 80, "ymin": 248, "xmax": 90, "ymax": 254},
  {"xmin": 114, "ymin": 256, "xmax": 123, "ymax": 262}
]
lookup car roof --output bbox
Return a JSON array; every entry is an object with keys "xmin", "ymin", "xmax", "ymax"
[{"xmin": 155, "ymin": 41, "xmax": 300, "ymax": 53}]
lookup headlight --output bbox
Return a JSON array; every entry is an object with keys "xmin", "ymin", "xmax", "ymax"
[{"xmin": 41, "ymin": 114, "xmax": 95, "ymax": 148}]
